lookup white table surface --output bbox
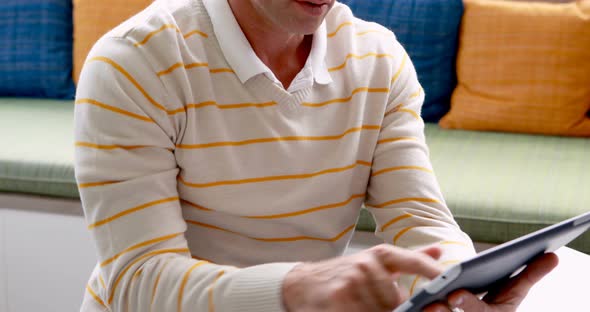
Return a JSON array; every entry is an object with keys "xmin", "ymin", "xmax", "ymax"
[
  {"xmin": 346, "ymin": 232, "xmax": 590, "ymax": 311},
  {"xmin": 519, "ymin": 246, "xmax": 588, "ymax": 311}
]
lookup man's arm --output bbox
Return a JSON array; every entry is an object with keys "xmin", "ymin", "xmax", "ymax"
[
  {"xmin": 75, "ymin": 36, "xmax": 297, "ymax": 312},
  {"xmin": 365, "ymin": 41, "xmax": 476, "ymax": 294}
]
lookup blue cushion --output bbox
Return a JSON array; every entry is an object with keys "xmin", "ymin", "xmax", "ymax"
[
  {"xmin": 0, "ymin": 0, "xmax": 75, "ymax": 99},
  {"xmin": 340, "ymin": 0, "xmax": 464, "ymax": 122}
]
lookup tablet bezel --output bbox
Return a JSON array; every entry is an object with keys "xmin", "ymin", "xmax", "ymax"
[{"xmin": 394, "ymin": 211, "xmax": 590, "ymax": 312}]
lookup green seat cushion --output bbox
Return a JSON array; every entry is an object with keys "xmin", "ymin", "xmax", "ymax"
[
  {"xmin": 358, "ymin": 123, "xmax": 590, "ymax": 253},
  {"xmin": 0, "ymin": 98, "xmax": 78, "ymax": 198}
]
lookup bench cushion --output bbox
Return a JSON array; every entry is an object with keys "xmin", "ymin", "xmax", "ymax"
[
  {"xmin": 0, "ymin": 98, "xmax": 77, "ymax": 198},
  {"xmin": 1, "ymin": 98, "xmax": 589, "ymax": 252},
  {"xmin": 359, "ymin": 124, "xmax": 590, "ymax": 253}
]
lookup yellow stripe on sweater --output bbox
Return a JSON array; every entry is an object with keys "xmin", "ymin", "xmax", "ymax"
[
  {"xmin": 166, "ymin": 101, "xmax": 277, "ymax": 116},
  {"xmin": 209, "ymin": 68, "xmax": 234, "ymax": 74},
  {"xmin": 75, "ymin": 98, "xmax": 155, "ymax": 123},
  {"xmin": 393, "ymin": 226, "xmax": 417, "ymax": 245},
  {"xmin": 183, "ymin": 29, "xmax": 209, "ymax": 40},
  {"xmin": 100, "ymin": 232, "xmax": 184, "ymax": 267},
  {"xmin": 301, "ymin": 87, "xmax": 389, "ymax": 107},
  {"xmin": 156, "ymin": 87, "xmax": 404, "ymax": 117},
  {"xmin": 181, "ymin": 199, "xmax": 213, "ymax": 211},
  {"xmin": 134, "ymin": 24, "xmax": 208, "ymax": 47},
  {"xmin": 181, "ymin": 193, "xmax": 365, "ymax": 219},
  {"xmin": 78, "ymin": 180, "xmax": 120, "ymax": 189},
  {"xmin": 98, "ymin": 274, "xmax": 107, "ymax": 290},
  {"xmin": 399, "ymin": 108, "xmax": 421, "ymax": 121},
  {"xmin": 369, "ymin": 197, "xmax": 440, "ymax": 209},
  {"xmin": 87, "ymin": 57, "xmax": 171, "ymax": 112},
  {"xmin": 88, "ymin": 197, "xmax": 179, "ymax": 230},
  {"xmin": 75, "ymin": 142, "xmax": 150, "ymax": 150},
  {"xmin": 391, "ymin": 53, "xmax": 408, "ymax": 84},
  {"xmin": 356, "ymin": 30, "xmax": 390, "ymax": 37},
  {"xmin": 158, "ymin": 62, "xmax": 205, "ymax": 76},
  {"xmin": 178, "ymin": 160, "xmax": 371, "ymax": 188},
  {"xmin": 176, "ymin": 125, "xmax": 380, "ymax": 149},
  {"xmin": 244, "ymin": 193, "xmax": 366, "ymax": 219},
  {"xmin": 208, "ymin": 271, "xmax": 225, "ymax": 312},
  {"xmin": 327, "ymin": 21, "xmax": 388, "ymax": 38},
  {"xmin": 410, "ymin": 87, "xmax": 423, "ymax": 99},
  {"xmin": 86, "ymin": 284, "xmax": 107, "ymax": 309},
  {"xmin": 327, "ymin": 21, "xmax": 354, "ymax": 37},
  {"xmin": 132, "ymin": 268, "xmax": 144, "ymax": 282},
  {"xmin": 135, "ymin": 24, "xmax": 181, "ymax": 47},
  {"xmin": 371, "ymin": 166, "xmax": 433, "ymax": 177},
  {"xmin": 157, "ymin": 62, "xmax": 235, "ymax": 76},
  {"xmin": 187, "ymin": 220, "xmax": 355, "ymax": 243},
  {"xmin": 384, "ymin": 104, "xmax": 421, "ymax": 121},
  {"xmin": 178, "ymin": 261, "xmax": 209, "ymax": 312},
  {"xmin": 192, "ymin": 101, "xmax": 277, "ymax": 110},
  {"xmin": 384, "ymin": 104, "xmax": 403, "ymax": 117},
  {"xmin": 157, "ymin": 62, "xmax": 186, "ymax": 76},
  {"xmin": 380, "ymin": 213, "xmax": 413, "ymax": 232},
  {"xmin": 108, "ymin": 248, "xmax": 191, "ymax": 304},
  {"xmin": 329, "ymin": 53, "xmax": 394, "ymax": 72},
  {"xmin": 151, "ymin": 258, "xmax": 173, "ymax": 307}
]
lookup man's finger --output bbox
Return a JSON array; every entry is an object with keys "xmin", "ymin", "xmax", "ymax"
[
  {"xmin": 423, "ymin": 302, "xmax": 452, "ymax": 312},
  {"xmin": 448, "ymin": 289, "xmax": 488, "ymax": 312},
  {"xmin": 483, "ymin": 252, "xmax": 559, "ymax": 305},
  {"xmin": 370, "ymin": 245, "xmax": 443, "ymax": 279},
  {"xmin": 418, "ymin": 245, "xmax": 443, "ymax": 261},
  {"xmin": 357, "ymin": 259, "xmax": 399, "ymax": 309},
  {"xmin": 391, "ymin": 280, "xmax": 409, "ymax": 308},
  {"xmin": 447, "ymin": 253, "xmax": 559, "ymax": 311},
  {"xmin": 517, "ymin": 252, "xmax": 559, "ymax": 285}
]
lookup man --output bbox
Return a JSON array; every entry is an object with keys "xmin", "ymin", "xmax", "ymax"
[{"xmin": 74, "ymin": 0, "xmax": 557, "ymax": 311}]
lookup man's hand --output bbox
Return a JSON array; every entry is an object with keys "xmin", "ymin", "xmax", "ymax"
[
  {"xmin": 282, "ymin": 244, "xmax": 443, "ymax": 312},
  {"xmin": 424, "ymin": 252, "xmax": 559, "ymax": 312}
]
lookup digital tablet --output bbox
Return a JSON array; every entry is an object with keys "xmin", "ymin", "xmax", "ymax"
[{"xmin": 394, "ymin": 211, "xmax": 590, "ymax": 312}]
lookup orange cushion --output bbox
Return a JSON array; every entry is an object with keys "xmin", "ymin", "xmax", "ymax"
[
  {"xmin": 73, "ymin": 0, "xmax": 152, "ymax": 83},
  {"xmin": 440, "ymin": 0, "xmax": 590, "ymax": 137}
]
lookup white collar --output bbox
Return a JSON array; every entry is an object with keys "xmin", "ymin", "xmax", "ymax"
[{"xmin": 202, "ymin": 0, "xmax": 332, "ymax": 86}]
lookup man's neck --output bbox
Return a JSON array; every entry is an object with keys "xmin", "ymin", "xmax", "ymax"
[{"xmin": 227, "ymin": 0, "xmax": 312, "ymax": 89}]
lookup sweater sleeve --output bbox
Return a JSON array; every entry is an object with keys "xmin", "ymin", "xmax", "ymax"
[
  {"xmin": 75, "ymin": 36, "xmax": 297, "ymax": 312},
  {"xmin": 364, "ymin": 41, "xmax": 477, "ymax": 294}
]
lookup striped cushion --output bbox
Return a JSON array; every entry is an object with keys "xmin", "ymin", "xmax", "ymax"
[
  {"xmin": 357, "ymin": 123, "xmax": 590, "ymax": 254},
  {"xmin": 340, "ymin": 0, "xmax": 464, "ymax": 122},
  {"xmin": 440, "ymin": 0, "xmax": 590, "ymax": 137},
  {"xmin": 73, "ymin": 0, "xmax": 153, "ymax": 82},
  {"xmin": 0, "ymin": 0, "xmax": 75, "ymax": 99}
]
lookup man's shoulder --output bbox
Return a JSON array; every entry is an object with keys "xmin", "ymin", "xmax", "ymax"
[
  {"xmin": 325, "ymin": 2, "xmax": 397, "ymax": 49},
  {"xmin": 85, "ymin": 0, "xmax": 207, "ymax": 69},
  {"xmin": 102, "ymin": 0, "xmax": 199, "ymax": 45}
]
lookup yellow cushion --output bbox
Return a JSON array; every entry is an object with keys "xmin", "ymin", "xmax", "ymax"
[
  {"xmin": 73, "ymin": 0, "xmax": 153, "ymax": 83},
  {"xmin": 440, "ymin": 0, "xmax": 590, "ymax": 137}
]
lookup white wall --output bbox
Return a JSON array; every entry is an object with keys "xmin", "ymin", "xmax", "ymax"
[
  {"xmin": 0, "ymin": 195, "xmax": 96, "ymax": 312},
  {"xmin": 0, "ymin": 210, "xmax": 8, "ymax": 312}
]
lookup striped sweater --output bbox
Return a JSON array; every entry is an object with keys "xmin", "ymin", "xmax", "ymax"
[{"xmin": 74, "ymin": 0, "xmax": 476, "ymax": 311}]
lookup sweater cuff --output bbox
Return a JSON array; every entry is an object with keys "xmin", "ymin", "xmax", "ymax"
[{"xmin": 223, "ymin": 262, "xmax": 299, "ymax": 312}]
